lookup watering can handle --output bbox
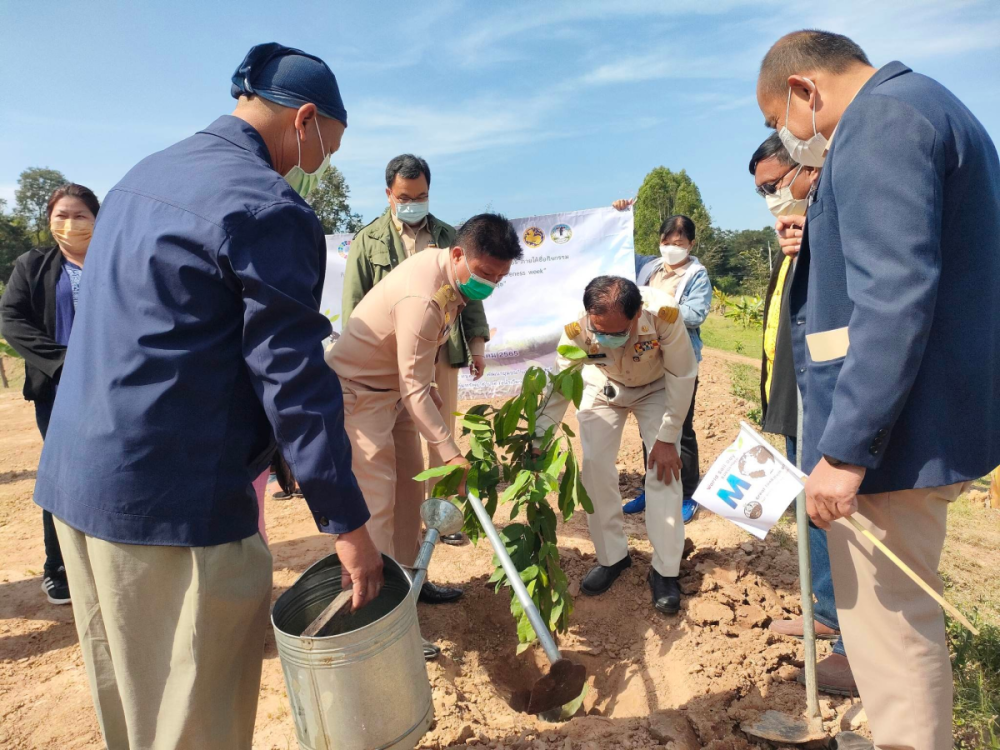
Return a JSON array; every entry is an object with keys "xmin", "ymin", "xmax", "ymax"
[{"xmin": 465, "ymin": 491, "xmax": 563, "ymax": 666}]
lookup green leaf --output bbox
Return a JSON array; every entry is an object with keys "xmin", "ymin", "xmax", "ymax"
[
  {"xmin": 500, "ymin": 470, "xmax": 532, "ymax": 504},
  {"xmin": 561, "ymin": 423, "xmax": 576, "ymax": 438},
  {"xmin": 414, "ymin": 464, "xmax": 465, "ymax": 481},
  {"xmin": 572, "ymin": 369, "xmax": 585, "ymax": 408},
  {"xmin": 515, "ymin": 640, "xmax": 533, "ymax": 655},
  {"xmin": 519, "ymin": 565, "xmax": 540, "ymax": 582},
  {"xmin": 544, "ymin": 450, "xmax": 569, "ymax": 479},
  {"xmin": 548, "ymin": 598, "xmax": 565, "ymax": 631},
  {"xmin": 461, "ymin": 419, "xmax": 492, "ymax": 431},
  {"xmin": 525, "ymin": 393, "xmax": 537, "ymax": 435},
  {"xmin": 516, "ymin": 612, "xmax": 537, "ymax": 644},
  {"xmin": 557, "ymin": 344, "xmax": 588, "ymax": 360},
  {"xmin": 559, "ymin": 372, "xmax": 575, "ymax": 402},
  {"xmin": 576, "ymin": 475, "xmax": 594, "ymax": 514},
  {"xmin": 503, "ymin": 396, "xmax": 523, "ymax": 438},
  {"xmin": 488, "ymin": 566, "xmax": 505, "ymax": 584}
]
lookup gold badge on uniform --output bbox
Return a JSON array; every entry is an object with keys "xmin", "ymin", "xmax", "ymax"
[
  {"xmin": 433, "ymin": 284, "xmax": 458, "ymax": 309},
  {"xmin": 444, "ymin": 311, "xmax": 451, "ymax": 325},
  {"xmin": 657, "ymin": 306, "xmax": 679, "ymax": 324},
  {"xmin": 565, "ymin": 321, "xmax": 582, "ymax": 338},
  {"xmin": 589, "ymin": 343, "xmax": 600, "ymax": 354}
]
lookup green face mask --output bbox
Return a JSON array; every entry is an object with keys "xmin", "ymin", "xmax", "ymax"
[
  {"xmin": 283, "ymin": 119, "xmax": 331, "ymax": 198},
  {"xmin": 458, "ymin": 249, "xmax": 497, "ymax": 301}
]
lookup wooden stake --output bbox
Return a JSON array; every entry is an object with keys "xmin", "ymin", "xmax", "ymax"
[{"xmin": 844, "ymin": 516, "xmax": 979, "ymax": 636}]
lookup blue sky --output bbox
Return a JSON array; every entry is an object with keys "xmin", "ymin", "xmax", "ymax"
[{"xmin": 2, "ymin": 1, "xmax": 999, "ymax": 231}]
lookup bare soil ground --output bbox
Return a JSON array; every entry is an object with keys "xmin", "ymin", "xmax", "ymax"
[{"xmin": 1, "ymin": 349, "xmax": 997, "ymax": 749}]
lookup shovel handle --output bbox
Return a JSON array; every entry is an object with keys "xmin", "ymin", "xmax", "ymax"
[{"xmin": 466, "ymin": 491, "xmax": 563, "ymax": 665}]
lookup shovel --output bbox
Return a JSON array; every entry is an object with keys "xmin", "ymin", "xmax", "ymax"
[
  {"xmin": 465, "ymin": 490, "xmax": 587, "ymax": 718},
  {"xmin": 742, "ymin": 392, "xmax": 827, "ymax": 746}
]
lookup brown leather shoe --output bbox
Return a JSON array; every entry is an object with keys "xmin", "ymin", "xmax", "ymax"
[
  {"xmin": 796, "ymin": 653, "xmax": 857, "ymax": 697},
  {"xmin": 769, "ymin": 617, "xmax": 840, "ymax": 640}
]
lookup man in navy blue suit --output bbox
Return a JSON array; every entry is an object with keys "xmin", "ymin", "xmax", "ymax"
[{"xmin": 758, "ymin": 31, "xmax": 1000, "ymax": 749}]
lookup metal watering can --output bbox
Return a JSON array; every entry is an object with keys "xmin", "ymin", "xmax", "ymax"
[{"xmin": 271, "ymin": 499, "xmax": 463, "ymax": 750}]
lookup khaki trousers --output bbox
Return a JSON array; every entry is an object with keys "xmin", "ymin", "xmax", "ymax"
[
  {"xmin": 340, "ymin": 379, "xmax": 424, "ymax": 567},
  {"xmin": 577, "ymin": 380, "xmax": 684, "ymax": 577},
  {"xmin": 54, "ymin": 518, "xmax": 272, "ymax": 750},
  {"xmin": 827, "ymin": 483, "xmax": 965, "ymax": 750},
  {"xmin": 426, "ymin": 356, "xmax": 460, "ymax": 491}
]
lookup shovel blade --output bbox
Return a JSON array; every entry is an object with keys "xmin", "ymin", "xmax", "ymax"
[
  {"xmin": 526, "ymin": 659, "xmax": 587, "ymax": 715},
  {"xmin": 741, "ymin": 710, "xmax": 827, "ymax": 746}
]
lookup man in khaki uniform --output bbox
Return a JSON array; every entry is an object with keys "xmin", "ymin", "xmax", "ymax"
[
  {"xmin": 343, "ymin": 155, "xmax": 490, "ymax": 581},
  {"xmin": 329, "ymin": 213, "xmax": 521, "ymax": 601},
  {"xmin": 538, "ymin": 276, "xmax": 697, "ymax": 614}
]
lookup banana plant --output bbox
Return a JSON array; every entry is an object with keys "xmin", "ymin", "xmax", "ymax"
[{"xmin": 417, "ymin": 344, "xmax": 593, "ymax": 651}]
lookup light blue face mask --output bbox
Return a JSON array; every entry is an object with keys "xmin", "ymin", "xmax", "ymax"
[
  {"xmin": 593, "ymin": 331, "xmax": 630, "ymax": 349},
  {"xmin": 395, "ymin": 200, "xmax": 429, "ymax": 225},
  {"xmin": 284, "ymin": 119, "xmax": 331, "ymax": 198}
]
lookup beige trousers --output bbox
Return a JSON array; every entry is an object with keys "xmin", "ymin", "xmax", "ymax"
[
  {"xmin": 340, "ymin": 379, "xmax": 424, "ymax": 567},
  {"xmin": 576, "ymin": 380, "xmax": 684, "ymax": 577},
  {"xmin": 427, "ymin": 356, "xmax": 459, "ymax": 476},
  {"xmin": 827, "ymin": 483, "xmax": 965, "ymax": 750},
  {"xmin": 54, "ymin": 518, "xmax": 272, "ymax": 750}
]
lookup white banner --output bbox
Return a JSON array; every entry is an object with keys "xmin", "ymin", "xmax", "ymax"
[
  {"xmin": 692, "ymin": 423, "xmax": 804, "ymax": 539},
  {"xmin": 458, "ymin": 206, "xmax": 635, "ymax": 400},
  {"xmin": 321, "ymin": 233, "xmax": 354, "ymax": 338},
  {"xmin": 320, "ymin": 207, "xmax": 635, "ymax": 397}
]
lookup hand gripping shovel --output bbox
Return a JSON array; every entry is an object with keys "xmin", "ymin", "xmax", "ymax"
[{"xmin": 465, "ymin": 490, "xmax": 587, "ymax": 717}]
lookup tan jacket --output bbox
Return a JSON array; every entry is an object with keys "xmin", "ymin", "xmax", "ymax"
[
  {"xmin": 328, "ymin": 248, "xmax": 466, "ymax": 461},
  {"xmin": 538, "ymin": 287, "xmax": 698, "ymax": 444}
]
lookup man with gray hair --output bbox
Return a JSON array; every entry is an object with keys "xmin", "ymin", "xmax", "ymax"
[{"xmin": 758, "ymin": 30, "xmax": 1000, "ymax": 748}]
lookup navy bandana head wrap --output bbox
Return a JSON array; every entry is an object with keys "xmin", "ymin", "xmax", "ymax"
[{"xmin": 231, "ymin": 42, "xmax": 347, "ymax": 126}]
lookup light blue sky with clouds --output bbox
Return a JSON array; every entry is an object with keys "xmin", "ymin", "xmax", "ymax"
[{"xmin": 2, "ymin": 1, "xmax": 999, "ymax": 231}]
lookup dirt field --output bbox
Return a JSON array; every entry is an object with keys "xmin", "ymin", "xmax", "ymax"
[{"xmin": 1, "ymin": 349, "xmax": 997, "ymax": 749}]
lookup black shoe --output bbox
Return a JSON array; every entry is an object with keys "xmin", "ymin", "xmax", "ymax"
[
  {"xmin": 42, "ymin": 567, "xmax": 71, "ymax": 605},
  {"xmin": 441, "ymin": 532, "xmax": 466, "ymax": 546},
  {"xmin": 580, "ymin": 556, "xmax": 631, "ymax": 596},
  {"xmin": 649, "ymin": 570, "xmax": 681, "ymax": 615},
  {"xmin": 418, "ymin": 581, "xmax": 464, "ymax": 604}
]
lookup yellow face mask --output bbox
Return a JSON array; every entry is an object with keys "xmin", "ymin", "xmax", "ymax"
[{"xmin": 50, "ymin": 219, "xmax": 94, "ymax": 256}]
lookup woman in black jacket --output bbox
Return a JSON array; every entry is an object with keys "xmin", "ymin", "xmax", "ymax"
[{"xmin": 1, "ymin": 183, "xmax": 100, "ymax": 604}]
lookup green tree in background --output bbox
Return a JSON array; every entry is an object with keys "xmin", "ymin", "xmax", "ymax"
[
  {"xmin": 15, "ymin": 167, "xmax": 68, "ymax": 245},
  {"xmin": 0, "ymin": 199, "xmax": 33, "ymax": 285},
  {"xmin": 632, "ymin": 167, "xmax": 714, "ymax": 257},
  {"xmin": 306, "ymin": 166, "xmax": 363, "ymax": 235}
]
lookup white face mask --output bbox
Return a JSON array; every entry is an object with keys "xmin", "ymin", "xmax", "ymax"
[
  {"xmin": 779, "ymin": 78, "xmax": 828, "ymax": 168},
  {"xmin": 659, "ymin": 243, "xmax": 690, "ymax": 265},
  {"xmin": 283, "ymin": 119, "xmax": 331, "ymax": 197},
  {"xmin": 766, "ymin": 165, "xmax": 809, "ymax": 217}
]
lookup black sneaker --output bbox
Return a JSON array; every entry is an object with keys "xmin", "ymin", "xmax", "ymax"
[{"xmin": 42, "ymin": 567, "xmax": 71, "ymax": 605}]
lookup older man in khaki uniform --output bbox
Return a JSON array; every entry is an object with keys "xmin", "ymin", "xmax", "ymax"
[
  {"xmin": 328, "ymin": 214, "xmax": 521, "ymax": 605},
  {"xmin": 538, "ymin": 277, "xmax": 697, "ymax": 615}
]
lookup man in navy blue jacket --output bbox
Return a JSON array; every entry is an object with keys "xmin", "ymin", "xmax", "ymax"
[
  {"xmin": 34, "ymin": 43, "xmax": 383, "ymax": 748},
  {"xmin": 758, "ymin": 31, "xmax": 1000, "ymax": 749}
]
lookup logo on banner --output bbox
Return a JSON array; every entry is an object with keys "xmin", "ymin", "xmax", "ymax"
[
  {"xmin": 337, "ymin": 239, "xmax": 352, "ymax": 258},
  {"xmin": 715, "ymin": 445, "xmax": 777, "ymax": 510},
  {"xmin": 523, "ymin": 227, "xmax": 545, "ymax": 248},
  {"xmin": 550, "ymin": 224, "xmax": 572, "ymax": 244}
]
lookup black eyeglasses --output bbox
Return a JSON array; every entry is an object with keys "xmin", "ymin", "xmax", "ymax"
[{"xmin": 754, "ymin": 165, "xmax": 797, "ymax": 198}]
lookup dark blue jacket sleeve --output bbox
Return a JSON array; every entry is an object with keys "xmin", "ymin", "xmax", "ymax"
[
  {"xmin": 819, "ymin": 96, "xmax": 944, "ymax": 468},
  {"xmin": 223, "ymin": 201, "xmax": 369, "ymax": 534}
]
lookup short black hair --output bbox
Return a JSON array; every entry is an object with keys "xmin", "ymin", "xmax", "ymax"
[
  {"xmin": 759, "ymin": 30, "xmax": 871, "ymax": 99},
  {"xmin": 385, "ymin": 154, "xmax": 431, "ymax": 189},
  {"xmin": 455, "ymin": 213, "xmax": 522, "ymax": 261},
  {"xmin": 659, "ymin": 215, "xmax": 696, "ymax": 244},
  {"xmin": 583, "ymin": 276, "xmax": 642, "ymax": 319},
  {"xmin": 749, "ymin": 132, "xmax": 796, "ymax": 176}
]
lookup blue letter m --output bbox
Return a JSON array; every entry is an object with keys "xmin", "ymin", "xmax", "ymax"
[{"xmin": 717, "ymin": 475, "xmax": 751, "ymax": 509}]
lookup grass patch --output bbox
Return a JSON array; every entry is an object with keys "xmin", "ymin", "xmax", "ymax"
[
  {"xmin": 949, "ymin": 612, "xmax": 1000, "ymax": 748},
  {"xmin": 728, "ymin": 362, "xmax": 763, "ymax": 427},
  {"xmin": 701, "ymin": 312, "xmax": 763, "ymax": 360}
]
